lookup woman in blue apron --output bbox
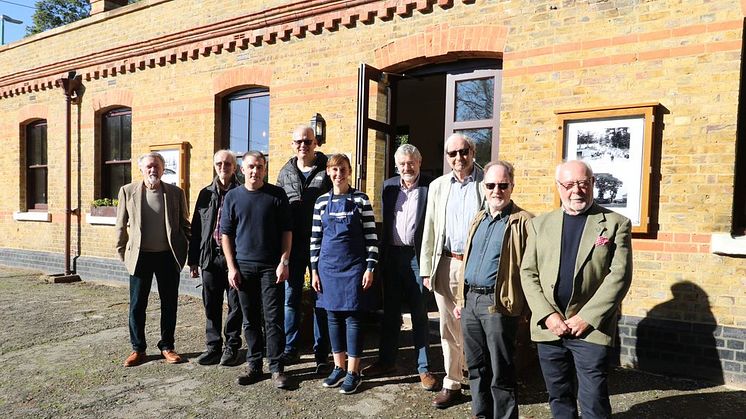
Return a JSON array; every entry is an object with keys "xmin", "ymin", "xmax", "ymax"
[{"xmin": 310, "ymin": 154, "xmax": 378, "ymax": 395}]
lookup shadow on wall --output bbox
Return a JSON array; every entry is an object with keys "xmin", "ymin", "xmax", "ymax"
[
  {"xmin": 634, "ymin": 281, "xmax": 724, "ymax": 387},
  {"xmin": 613, "ymin": 391, "xmax": 746, "ymax": 419}
]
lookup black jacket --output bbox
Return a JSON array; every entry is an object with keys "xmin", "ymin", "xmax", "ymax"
[
  {"xmin": 187, "ymin": 175, "xmax": 240, "ymax": 269},
  {"xmin": 380, "ymin": 173, "xmax": 434, "ymax": 262},
  {"xmin": 276, "ymin": 152, "xmax": 331, "ymax": 248}
]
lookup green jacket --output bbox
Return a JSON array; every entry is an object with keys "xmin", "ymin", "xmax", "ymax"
[
  {"xmin": 520, "ymin": 203, "xmax": 633, "ymax": 346},
  {"xmin": 456, "ymin": 202, "xmax": 533, "ymax": 317}
]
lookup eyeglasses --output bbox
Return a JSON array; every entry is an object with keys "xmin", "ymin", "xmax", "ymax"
[
  {"xmin": 214, "ymin": 161, "xmax": 232, "ymax": 167},
  {"xmin": 557, "ymin": 179, "xmax": 592, "ymax": 190},
  {"xmin": 293, "ymin": 139, "xmax": 313, "ymax": 146},
  {"xmin": 446, "ymin": 148, "xmax": 471, "ymax": 158},
  {"xmin": 484, "ymin": 182, "xmax": 511, "ymax": 191}
]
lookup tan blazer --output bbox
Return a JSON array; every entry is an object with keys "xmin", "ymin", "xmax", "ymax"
[
  {"xmin": 520, "ymin": 203, "xmax": 632, "ymax": 346},
  {"xmin": 115, "ymin": 181, "xmax": 191, "ymax": 275},
  {"xmin": 455, "ymin": 203, "xmax": 534, "ymax": 316},
  {"xmin": 419, "ymin": 166, "xmax": 484, "ymax": 288}
]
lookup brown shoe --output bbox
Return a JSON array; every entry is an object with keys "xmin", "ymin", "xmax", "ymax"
[
  {"xmin": 124, "ymin": 351, "xmax": 146, "ymax": 367},
  {"xmin": 419, "ymin": 372, "xmax": 439, "ymax": 391},
  {"xmin": 161, "ymin": 350, "xmax": 183, "ymax": 364},
  {"xmin": 361, "ymin": 362, "xmax": 395, "ymax": 378},
  {"xmin": 432, "ymin": 388, "xmax": 461, "ymax": 409}
]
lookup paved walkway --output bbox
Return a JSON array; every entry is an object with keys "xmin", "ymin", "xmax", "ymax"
[{"xmin": 0, "ymin": 266, "xmax": 744, "ymax": 418}]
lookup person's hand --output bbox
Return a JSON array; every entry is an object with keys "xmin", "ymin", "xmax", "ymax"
[
  {"xmin": 453, "ymin": 306, "xmax": 462, "ymax": 319},
  {"xmin": 362, "ymin": 270, "xmax": 374, "ymax": 290},
  {"xmin": 312, "ymin": 271, "xmax": 322, "ymax": 293},
  {"xmin": 228, "ymin": 268, "xmax": 241, "ymax": 290},
  {"xmin": 276, "ymin": 261, "xmax": 288, "ymax": 284},
  {"xmin": 189, "ymin": 265, "xmax": 199, "ymax": 278},
  {"xmin": 544, "ymin": 312, "xmax": 570, "ymax": 337},
  {"xmin": 422, "ymin": 276, "xmax": 431, "ymax": 291},
  {"xmin": 565, "ymin": 315, "xmax": 590, "ymax": 337}
]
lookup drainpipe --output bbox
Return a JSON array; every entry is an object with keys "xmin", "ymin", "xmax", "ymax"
[{"xmin": 55, "ymin": 72, "xmax": 83, "ymax": 283}]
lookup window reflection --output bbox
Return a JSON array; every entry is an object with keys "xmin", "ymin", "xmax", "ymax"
[
  {"xmin": 455, "ymin": 77, "xmax": 494, "ymax": 121},
  {"xmin": 456, "ymin": 128, "xmax": 492, "ymax": 168}
]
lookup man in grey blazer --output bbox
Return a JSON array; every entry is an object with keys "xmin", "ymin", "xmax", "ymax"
[
  {"xmin": 116, "ymin": 152, "xmax": 191, "ymax": 367},
  {"xmin": 420, "ymin": 133, "xmax": 484, "ymax": 408},
  {"xmin": 520, "ymin": 160, "xmax": 633, "ymax": 419}
]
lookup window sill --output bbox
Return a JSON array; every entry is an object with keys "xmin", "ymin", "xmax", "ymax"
[
  {"xmin": 710, "ymin": 233, "xmax": 746, "ymax": 256},
  {"xmin": 13, "ymin": 211, "xmax": 51, "ymax": 222},
  {"xmin": 86, "ymin": 213, "xmax": 116, "ymax": 226}
]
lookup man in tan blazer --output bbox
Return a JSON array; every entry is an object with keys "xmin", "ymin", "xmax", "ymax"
[
  {"xmin": 520, "ymin": 160, "xmax": 632, "ymax": 419},
  {"xmin": 115, "ymin": 152, "xmax": 191, "ymax": 367},
  {"xmin": 420, "ymin": 133, "xmax": 484, "ymax": 408}
]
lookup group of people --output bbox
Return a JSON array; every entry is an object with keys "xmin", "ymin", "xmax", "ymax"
[{"xmin": 115, "ymin": 126, "xmax": 632, "ymax": 418}]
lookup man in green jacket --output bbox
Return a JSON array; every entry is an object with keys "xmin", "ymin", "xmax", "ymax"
[{"xmin": 520, "ymin": 160, "xmax": 633, "ymax": 419}]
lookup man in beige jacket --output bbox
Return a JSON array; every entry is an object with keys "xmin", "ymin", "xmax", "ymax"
[{"xmin": 115, "ymin": 152, "xmax": 190, "ymax": 367}]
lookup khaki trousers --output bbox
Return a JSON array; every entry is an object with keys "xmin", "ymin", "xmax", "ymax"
[{"xmin": 433, "ymin": 254, "xmax": 465, "ymax": 390}]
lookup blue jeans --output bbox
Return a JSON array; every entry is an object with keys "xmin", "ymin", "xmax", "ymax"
[
  {"xmin": 327, "ymin": 311, "xmax": 364, "ymax": 358},
  {"xmin": 237, "ymin": 261, "xmax": 285, "ymax": 373},
  {"xmin": 128, "ymin": 251, "xmax": 180, "ymax": 352},
  {"xmin": 462, "ymin": 291, "xmax": 519, "ymax": 419},
  {"xmin": 379, "ymin": 246, "xmax": 430, "ymax": 373},
  {"xmin": 537, "ymin": 339, "xmax": 612, "ymax": 419},
  {"xmin": 284, "ymin": 249, "xmax": 330, "ymax": 363}
]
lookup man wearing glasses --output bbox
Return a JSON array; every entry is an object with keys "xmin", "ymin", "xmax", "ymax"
[
  {"xmin": 276, "ymin": 125, "xmax": 332, "ymax": 373},
  {"xmin": 453, "ymin": 161, "xmax": 533, "ymax": 419},
  {"xmin": 420, "ymin": 133, "xmax": 484, "ymax": 409},
  {"xmin": 189, "ymin": 150, "xmax": 244, "ymax": 366},
  {"xmin": 521, "ymin": 160, "xmax": 633, "ymax": 419}
]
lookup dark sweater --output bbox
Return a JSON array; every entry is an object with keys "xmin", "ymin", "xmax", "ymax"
[{"xmin": 555, "ymin": 211, "xmax": 588, "ymax": 313}]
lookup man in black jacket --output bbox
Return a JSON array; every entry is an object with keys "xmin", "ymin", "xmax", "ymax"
[
  {"xmin": 188, "ymin": 150, "xmax": 243, "ymax": 366},
  {"xmin": 276, "ymin": 125, "xmax": 332, "ymax": 372},
  {"xmin": 362, "ymin": 144, "xmax": 439, "ymax": 392}
]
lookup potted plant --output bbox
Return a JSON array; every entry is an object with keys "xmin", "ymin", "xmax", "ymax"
[{"xmin": 90, "ymin": 198, "xmax": 118, "ymax": 217}]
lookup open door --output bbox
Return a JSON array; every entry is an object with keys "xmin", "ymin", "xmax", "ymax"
[{"xmin": 355, "ymin": 63, "xmax": 398, "ymax": 191}]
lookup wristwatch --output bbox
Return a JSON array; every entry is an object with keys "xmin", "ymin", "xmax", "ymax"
[
  {"xmin": 367, "ymin": 266, "xmax": 375, "ymax": 273},
  {"xmin": 281, "ymin": 259, "xmax": 289, "ymax": 266}
]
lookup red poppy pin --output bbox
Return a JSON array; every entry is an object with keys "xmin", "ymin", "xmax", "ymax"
[{"xmin": 595, "ymin": 236, "xmax": 610, "ymax": 246}]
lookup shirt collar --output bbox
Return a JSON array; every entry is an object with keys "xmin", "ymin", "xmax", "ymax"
[
  {"xmin": 450, "ymin": 168, "xmax": 475, "ymax": 184},
  {"xmin": 400, "ymin": 175, "xmax": 420, "ymax": 191}
]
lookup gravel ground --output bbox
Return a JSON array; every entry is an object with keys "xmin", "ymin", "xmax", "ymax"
[{"xmin": 0, "ymin": 266, "xmax": 744, "ymax": 418}]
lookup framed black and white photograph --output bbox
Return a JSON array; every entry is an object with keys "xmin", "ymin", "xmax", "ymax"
[
  {"xmin": 150, "ymin": 142, "xmax": 189, "ymax": 196},
  {"xmin": 557, "ymin": 104, "xmax": 658, "ymax": 234}
]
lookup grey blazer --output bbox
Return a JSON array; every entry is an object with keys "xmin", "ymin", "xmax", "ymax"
[{"xmin": 115, "ymin": 181, "xmax": 191, "ymax": 275}]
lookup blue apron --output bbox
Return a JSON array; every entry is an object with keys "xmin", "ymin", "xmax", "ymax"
[{"xmin": 317, "ymin": 192, "xmax": 370, "ymax": 311}]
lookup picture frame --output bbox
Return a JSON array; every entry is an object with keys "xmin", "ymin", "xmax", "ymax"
[
  {"xmin": 149, "ymin": 142, "xmax": 189, "ymax": 195},
  {"xmin": 556, "ymin": 104, "xmax": 659, "ymax": 234}
]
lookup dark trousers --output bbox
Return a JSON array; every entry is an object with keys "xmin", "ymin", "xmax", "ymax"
[
  {"xmin": 328, "ymin": 311, "xmax": 364, "ymax": 358},
  {"xmin": 201, "ymin": 253, "xmax": 242, "ymax": 351},
  {"xmin": 129, "ymin": 251, "xmax": 180, "ymax": 352},
  {"xmin": 462, "ymin": 291, "xmax": 519, "ymax": 419},
  {"xmin": 379, "ymin": 246, "xmax": 431, "ymax": 373},
  {"xmin": 285, "ymin": 247, "xmax": 331, "ymax": 363},
  {"xmin": 537, "ymin": 339, "xmax": 612, "ymax": 419},
  {"xmin": 237, "ymin": 261, "xmax": 285, "ymax": 373}
]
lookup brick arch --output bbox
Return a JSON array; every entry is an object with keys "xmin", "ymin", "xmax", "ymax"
[
  {"xmin": 18, "ymin": 104, "xmax": 49, "ymax": 124},
  {"xmin": 90, "ymin": 89, "xmax": 134, "ymax": 112},
  {"xmin": 212, "ymin": 65, "xmax": 273, "ymax": 95},
  {"xmin": 373, "ymin": 24, "xmax": 508, "ymax": 72}
]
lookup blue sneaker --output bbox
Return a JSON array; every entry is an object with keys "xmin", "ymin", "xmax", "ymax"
[
  {"xmin": 339, "ymin": 371, "xmax": 362, "ymax": 394},
  {"xmin": 322, "ymin": 366, "xmax": 347, "ymax": 388}
]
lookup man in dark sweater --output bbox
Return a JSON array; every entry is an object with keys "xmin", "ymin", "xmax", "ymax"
[
  {"xmin": 221, "ymin": 151, "xmax": 293, "ymax": 389},
  {"xmin": 276, "ymin": 125, "xmax": 332, "ymax": 372},
  {"xmin": 521, "ymin": 160, "xmax": 633, "ymax": 419}
]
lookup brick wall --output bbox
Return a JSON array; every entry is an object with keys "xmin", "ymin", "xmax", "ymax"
[{"xmin": 0, "ymin": 0, "xmax": 744, "ymax": 387}]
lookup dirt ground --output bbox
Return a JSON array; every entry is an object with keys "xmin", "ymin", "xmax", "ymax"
[{"xmin": 0, "ymin": 266, "xmax": 744, "ymax": 418}]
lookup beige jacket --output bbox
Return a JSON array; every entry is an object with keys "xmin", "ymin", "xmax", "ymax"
[
  {"xmin": 455, "ymin": 203, "xmax": 533, "ymax": 316},
  {"xmin": 115, "ymin": 181, "xmax": 191, "ymax": 275},
  {"xmin": 520, "ymin": 204, "xmax": 633, "ymax": 346},
  {"xmin": 419, "ymin": 166, "xmax": 484, "ymax": 288}
]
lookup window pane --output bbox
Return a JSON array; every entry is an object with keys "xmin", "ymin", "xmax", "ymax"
[
  {"xmin": 103, "ymin": 116, "xmax": 121, "ymax": 160},
  {"xmin": 26, "ymin": 122, "xmax": 47, "ymax": 165},
  {"xmin": 249, "ymin": 95, "xmax": 269, "ymax": 154},
  {"xmin": 103, "ymin": 162, "xmax": 130, "ymax": 199},
  {"xmin": 121, "ymin": 114, "xmax": 131, "ymax": 159},
  {"xmin": 456, "ymin": 128, "xmax": 492, "ymax": 168},
  {"xmin": 229, "ymin": 97, "xmax": 250, "ymax": 153},
  {"xmin": 455, "ymin": 78, "xmax": 494, "ymax": 121},
  {"xmin": 29, "ymin": 167, "xmax": 47, "ymax": 206}
]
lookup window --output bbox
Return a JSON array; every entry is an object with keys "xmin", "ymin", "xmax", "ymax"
[
  {"xmin": 731, "ymin": 19, "xmax": 746, "ymax": 237},
  {"xmin": 222, "ymin": 88, "xmax": 269, "ymax": 179},
  {"xmin": 101, "ymin": 108, "xmax": 132, "ymax": 199},
  {"xmin": 25, "ymin": 121, "xmax": 48, "ymax": 211},
  {"xmin": 444, "ymin": 68, "xmax": 502, "ymax": 169}
]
